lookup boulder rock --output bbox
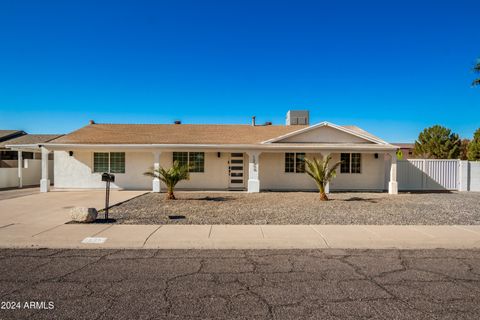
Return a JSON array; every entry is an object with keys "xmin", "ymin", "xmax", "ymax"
[{"xmin": 70, "ymin": 207, "xmax": 98, "ymax": 223}]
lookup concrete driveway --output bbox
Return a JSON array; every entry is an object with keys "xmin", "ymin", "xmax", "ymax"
[{"xmin": 0, "ymin": 190, "xmax": 146, "ymax": 247}]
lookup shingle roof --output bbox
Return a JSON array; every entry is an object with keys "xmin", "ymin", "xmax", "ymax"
[
  {"xmin": 49, "ymin": 124, "xmax": 308, "ymax": 145},
  {"xmin": 48, "ymin": 123, "xmax": 389, "ymax": 146},
  {"xmin": 0, "ymin": 134, "xmax": 64, "ymax": 148},
  {"xmin": 0, "ymin": 130, "xmax": 24, "ymax": 141}
]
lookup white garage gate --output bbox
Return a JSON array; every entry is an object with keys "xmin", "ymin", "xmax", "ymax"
[{"xmin": 397, "ymin": 159, "xmax": 459, "ymax": 191}]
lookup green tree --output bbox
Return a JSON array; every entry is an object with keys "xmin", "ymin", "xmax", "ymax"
[
  {"xmin": 459, "ymin": 139, "xmax": 470, "ymax": 160},
  {"xmin": 467, "ymin": 128, "xmax": 480, "ymax": 161},
  {"xmin": 144, "ymin": 160, "xmax": 190, "ymax": 200},
  {"xmin": 414, "ymin": 125, "xmax": 461, "ymax": 159},
  {"xmin": 473, "ymin": 59, "xmax": 480, "ymax": 87},
  {"xmin": 305, "ymin": 155, "xmax": 342, "ymax": 201}
]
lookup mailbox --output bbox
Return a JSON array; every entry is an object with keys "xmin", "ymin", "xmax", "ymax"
[
  {"xmin": 101, "ymin": 173, "xmax": 115, "ymax": 221},
  {"xmin": 101, "ymin": 173, "xmax": 115, "ymax": 182}
]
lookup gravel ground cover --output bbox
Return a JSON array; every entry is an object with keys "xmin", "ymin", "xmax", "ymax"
[{"xmin": 105, "ymin": 191, "xmax": 480, "ymax": 225}]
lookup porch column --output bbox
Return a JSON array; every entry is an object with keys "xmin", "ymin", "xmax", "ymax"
[
  {"xmin": 388, "ymin": 152, "xmax": 398, "ymax": 194},
  {"xmin": 40, "ymin": 147, "xmax": 50, "ymax": 192},
  {"xmin": 322, "ymin": 152, "xmax": 331, "ymax": 194},
  {"xmin": 152, "ymin": 151, "xmax": 161, "ymax": 192},
  {"xmin": 247, "ymin": 151, "xmax": 261, "ymax": 193},
  {"xmin": 17, "ymin": 151, "xmax": 23, "ymax": 188}
]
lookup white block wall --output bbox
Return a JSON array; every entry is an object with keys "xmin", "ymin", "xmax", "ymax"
[
  {"xmin": 469, "ymin": 162, "xmax": 480, "ymax": 192},
  {"xmin": 0, "ymin": 159, "xmax": 53, "ymax": 189}
]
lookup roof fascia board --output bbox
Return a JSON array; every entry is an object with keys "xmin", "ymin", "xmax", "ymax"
[{"xmin": 40, "ymin": 143, "xmax": 397, "ymax": 152}]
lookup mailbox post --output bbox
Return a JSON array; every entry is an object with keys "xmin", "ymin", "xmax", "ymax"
[{"xmin": 101, "ymin": 173, "xmax": 115, "ymax": 220}]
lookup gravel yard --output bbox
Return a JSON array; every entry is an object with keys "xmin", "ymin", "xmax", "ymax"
[{"xmin": 105, "ymin": 191, "xmax": 480, "ymax": 225}]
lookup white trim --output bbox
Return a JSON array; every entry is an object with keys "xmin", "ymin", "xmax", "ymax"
[
  {"xmin": 261, "ymin": 122, "xmax": 389, "ymax": 145},
  {"xmin": 37, "ymin": 143, "xmax": 397, "ymax": 152}
]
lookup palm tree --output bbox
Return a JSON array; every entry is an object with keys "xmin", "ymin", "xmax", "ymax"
[
  {"xmin": 473, "ymin": 59, "xmax": 480, "ymax": 87},
  {"xmin": 144, "ymin": 161, "xmax": 190, "ymax": 200},
  {"xmin": 305, "ymin": 155, "xmax": 342, "ymax": 201}
]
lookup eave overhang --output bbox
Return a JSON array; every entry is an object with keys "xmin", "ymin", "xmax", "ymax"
[{"xmin": 37, "ymin": 143, "xmax": 398, "ymax": 153}]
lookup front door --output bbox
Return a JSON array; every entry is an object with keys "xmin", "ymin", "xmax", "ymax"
[{"xmin": 228, "ymin": 153, "xmax": 245, "ymax": 189}]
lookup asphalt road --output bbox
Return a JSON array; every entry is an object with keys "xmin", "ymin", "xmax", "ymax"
[{"xmin": 1, "ymin": 249, "xmax": 480, "ymax": 319}]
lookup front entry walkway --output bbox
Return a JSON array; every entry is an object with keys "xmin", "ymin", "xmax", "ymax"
[{"xmin": 2, "ymin": 191, "xmax": 480, "ymax": 250}]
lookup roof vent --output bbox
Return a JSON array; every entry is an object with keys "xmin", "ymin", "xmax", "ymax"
[
  {"xmin": 251, "ymin": 116, "xmax": 256, "ymax": 126},
  {"xmin": 264, "ymin": 121, "xmax": 272, "ymax": 126},
  {"xmin": 286, "ymin": 110, "xmax": 309, "ymax": 126},
  {"xmin": 174, "ymin": 120, "xmax": 182, "ymax": 125},
  {"xmin": 89, "ymin": 120, "xmax": 95, "ymax": 125}
]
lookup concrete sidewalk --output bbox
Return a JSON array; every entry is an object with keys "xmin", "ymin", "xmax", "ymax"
[
  {"xmin": 2, "ymin": 190, "xmax": 480, "ymax": 250},
  {"xmin": 2, "ymin": 223, "xmax": 480, "ymax": 249}
]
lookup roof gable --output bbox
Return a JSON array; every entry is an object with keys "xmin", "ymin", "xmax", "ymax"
[{"xmin": 262, "ymin": 122, "xmax": 388, "ymax": 145}]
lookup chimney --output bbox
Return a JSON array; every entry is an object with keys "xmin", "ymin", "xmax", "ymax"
[
  {"xmin": 286, "ymin": 110, "xmax": 309, "ymax": 125},
  {"xmin": 174, "ymin": 120, "xmax": 182, "ymax": 125},
  {"xmin": 251, "ymin": 116, "xmax": 256, "ymax": 126},
  {"xmin": 89, "ymin": 120, "xmax": 95, "ymax": 125}
]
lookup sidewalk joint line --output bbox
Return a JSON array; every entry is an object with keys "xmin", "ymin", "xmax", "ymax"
[
  {"xmin": 142, "ymin": 225, "xmax": 162, "ymax": 247},
  {"xmin": 259, "ymin": 225, "xmax": 265, "ymax": 239},
  {"xmin": 208, "ymin": 225, "xmax": 213, "ymax": 238},
  {"xmin": 309, "ymin": 225, "xmax": 330, "ymax": 248},
  {"xmin": 0, "ymin": 223, "xmax": 15, "ymax": 230},
  {"xmin": 31, "ymin": 223, "xmax": 64, "ymax": 237}
]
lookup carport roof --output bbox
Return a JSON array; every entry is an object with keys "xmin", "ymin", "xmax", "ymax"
[{"xmin": 0, "ymin": 134, "xmax": 63, "ymax": 148}]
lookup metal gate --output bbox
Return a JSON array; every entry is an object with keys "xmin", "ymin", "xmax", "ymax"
[{"xmin": 398, "ymin": 159, "xmax": 458, "ymax": 191}]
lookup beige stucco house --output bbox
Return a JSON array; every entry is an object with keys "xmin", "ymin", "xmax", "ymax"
[{"xmin": 8, "ymin": 111, "xmax": 399, "ymax": 194}]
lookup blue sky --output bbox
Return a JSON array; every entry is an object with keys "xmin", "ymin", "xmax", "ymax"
[{"xmin": 0, "ymin": 0, "xmax": 479, "ymax": 142}]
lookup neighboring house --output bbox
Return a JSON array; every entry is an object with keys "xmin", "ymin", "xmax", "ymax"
[
  {"xmin": 1, "ymin": 132, "xmax": 62, "ymax": 188},
  {"xmin": 8, "ymin": 111, "xmax": 399, "ymax": 194},
  {"xmin": 394, "ymin": 143, "xmax": 415, "ymax": 159},
  {"xmin": 0, "ymin": 130, "xmax": 27, "ymax": 166},
  {"xmin": 1, "ymin": 132, "xmax": 62, "ymax": 166}
]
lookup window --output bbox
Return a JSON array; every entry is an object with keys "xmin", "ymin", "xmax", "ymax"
[
  {"xmin": 189, "ymin": 152, "xmax": 204, "ymax": 172},
  {"xmin": 340, "ymin": 153, "xmax": 350, "ymax": 173},
  {"xmin": 285, "ymin": 152, "xmax": 305, "ymax": 173},
  {"xmin": 340, "ymin": 153, "xmax": 361, "ymax": 174},
  {"xmin": 93, "ymin": 153, "xmax": 109, "ymax": 173},
  {"xmin": 173, "ymin": 152, "xmax": 188, "ymax": 167},
  {"xmin": 172, "ymin": 152, "xmax": 204, "ymax": 173},
  {"xmin": 351, "ymin": 153, "xmax": 361, "ymax": 173},
  {"xmin": 110, "ymin": 152, "xmax": 125, "ymax": 173},
  {"xmin": 93, "ymin": 152, "xmax": 125, "ymax": 173},
  {"xmin": 296, "ymin": 153, "xmax": 305, "ymax": 173},
  {"xmin": 285, "ymin": 153, "xmax": 295, "ymax": 172}
]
